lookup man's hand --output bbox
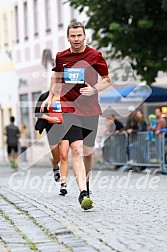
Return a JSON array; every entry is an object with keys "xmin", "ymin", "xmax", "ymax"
[
  {"xmin": 79, "ymin": 83, "xmax": 96, "ymax": 96},
  {"xmin": 40, "ymin": 97, "xmax": 52, "ymax": 112}
]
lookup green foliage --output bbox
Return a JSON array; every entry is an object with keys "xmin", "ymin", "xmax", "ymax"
[{"xmin": 67, "ymin": 0, "xmax": 167, "ymax": 83}]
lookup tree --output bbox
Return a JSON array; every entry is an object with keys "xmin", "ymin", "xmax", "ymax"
[{"xmin": 67, "ymin": 0, "xmax": 167, "ymax": 83}]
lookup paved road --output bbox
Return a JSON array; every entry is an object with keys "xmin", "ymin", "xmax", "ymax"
[{"xmin": 0, "ymin": 165, "xmax": 167, "ymax": 252}]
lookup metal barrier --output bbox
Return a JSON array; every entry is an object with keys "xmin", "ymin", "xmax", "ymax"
[
  {"xmin": 128, "ymin": 131, "xmax": 161, "ymax": 167},
  {"xmin": 103, "ymin": 130, "xmax": 167, "ymax": 173},
  {"xmin": 103, "ymin": 133, "xmax": 128, "ymax": 166},
  {"xmin": 154, "ymin": 129, "xmax": 167, "ymax": 174}
]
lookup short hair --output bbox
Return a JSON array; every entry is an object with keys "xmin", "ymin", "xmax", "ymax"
[
  {"xmin": 67, "ymin": 21, "xmax": 85, "ymax": 36},
  {"xmin": 10, "ymin": 116, "xmax": 15, "ymax": 123},
  {"xmin": 155, "ymin": 107, "xmax": 162, "ymax": 113}
]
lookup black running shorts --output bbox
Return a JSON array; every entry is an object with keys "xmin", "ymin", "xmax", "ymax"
[
  {"xmin": 7, "ymin": 145, "xmax": 18, "ymax": 154},
  {"xmin": 45, "ymin": 123, "xmax": 65, "ymax": 146},
  {"xmin": 62, "ymin": 114, "xmax": 99, "ymax": 147}
]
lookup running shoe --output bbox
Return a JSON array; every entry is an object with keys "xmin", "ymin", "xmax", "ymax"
[
  {"xmin": 10, "ymin": 160, "xmax": 17, "ymax": 170},
  {"xmin": 59, "ymin": 183, "xmax": 67, "ymax": 196},
  {"xmin": 78, "ymin": 190, "xmax": 93, "ymax": 210},
  {"xmin": 53, "ymin": 165, "xmax": 60, "ymax": 182}
]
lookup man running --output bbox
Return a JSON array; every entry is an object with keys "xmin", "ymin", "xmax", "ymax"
[{"xmin": 41, "ymin": 21, "xmax": 111, "ymax": 210}]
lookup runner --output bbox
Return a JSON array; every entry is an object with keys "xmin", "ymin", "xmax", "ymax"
[
  {"xmin": 41, "ymin": 21, "xmax": 111, "ymax": 210},
  {"xmin": 35, "ymin": 74, "xmax": 69, "ymax": 195}
]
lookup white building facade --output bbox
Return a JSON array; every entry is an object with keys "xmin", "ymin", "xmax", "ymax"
[
  {"xmin": 13, "ymin": 0, "xmax": 91, "ymax": 135},
  {"xmin": 0, "ymin": 0, "xmax": 19, "ymax": 161},
  {"xmin": 12, "ymin": 0, "xmax": 91, "ymax": 162}
]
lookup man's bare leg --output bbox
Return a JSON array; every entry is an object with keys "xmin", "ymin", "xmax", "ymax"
[
  {"xmin": 50, "ymin": 145, "xmax": 60, "ymax": 182},
  {"xmin": 70, "ymin": 140, "xmax": 87, "ymax": 192},
  {"xmin": 83, "ymin": 145, "xmax": 94, "ymax": 196},
  {"xmin": 83, "ymin": 146, "xmax": 94, "ymax": 177},
  {"xmin": 71, "ymin": 140, "xmax": 93, "ymax": 210},
  {"xmin": 59, "ymin": 140, "xmax": 69, "ymax": 196},
  {"xmin": 59, "ymin": 140, "xmax": 69, "ymax": 184}
]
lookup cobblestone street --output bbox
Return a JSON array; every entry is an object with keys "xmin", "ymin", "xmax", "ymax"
[{"xmin": 0, "ymin": 165, "xmax": 167, "ymax": 252}]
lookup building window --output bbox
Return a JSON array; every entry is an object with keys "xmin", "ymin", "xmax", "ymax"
[
  {"xmin": 3, "ymin": 14, "xmax": 8, "ymax": 46},
  {"xmin": 32, "ymin": 92, "xmax": 41, "ymax": 103},
  {"xmin": 45, "ymin": 0, "xmax": 51, "ymax": 33},
  {"xmin": 34, "ymin": 44, "xmax": 40, "ymax": 59},
  {"xmin": 19, "ymin": 94, "xmax": 30, "ymax": 133},
  {"xmin": 32, "ymin": 92, "xmax": 41, "ymax": 138},
  {"xmin": 57, "ymin": 0, "xmax": 63, "ymax": 28},
  {"xmin": 23, "ymin": 2, "xmax": 28, "ymax": 40},
  {"xmin": 25, "ymin": 47, "xmax": 30, "ymax": 61},
  {"xmin": 33, "ymin": 0, "xmax": 38, "ymax": 36},
  {"xmin": 32, "ymin": 91, "xmax": 41, "ymax": 126},
  {"xmin": 14, "ymin": 5, "xmax": 19, "ymax": 43}
]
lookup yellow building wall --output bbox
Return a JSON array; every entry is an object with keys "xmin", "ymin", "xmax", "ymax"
[
  {"xmin": 0, "ymin": 0, "xmax": 15, "ymax": 70},
  {"xmin": 0, "ymin": 0, "xmax": 16, "ymax": 161}
]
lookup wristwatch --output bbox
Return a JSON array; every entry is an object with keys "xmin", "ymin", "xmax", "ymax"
[{"xmin": 92, "ymin": 86, "xmax": 98, "ymax": 94}]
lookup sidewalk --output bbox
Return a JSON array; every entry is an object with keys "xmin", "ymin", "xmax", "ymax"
[{"xmin": 0, "ymin": 165, "xmax": 167, "ymax": 252}]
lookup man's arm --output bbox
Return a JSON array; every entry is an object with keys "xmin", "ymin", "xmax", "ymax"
[
  {"xmin": 79, "ymin": 75, "xmax": 111, "ymax": 96},
  {"xmin": 94, "ymin": 75, "xmax": 111, "ymax": 92},
  {"xmin": 40, "ymin": 72, "xmax": 61, "ymax": 112},
  {"xmin": 155, "ymin": 118, "xmax": 166, "ymax": 134}
]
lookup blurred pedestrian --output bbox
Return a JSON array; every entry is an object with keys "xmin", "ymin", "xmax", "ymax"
[
  {"xmin": 125, "ymin": 106, "xmax": 138, "ymax": 134},
  {"xmin": 135, "ymin": 110, "xmax": 148, "ymax": 171},
  {"xmin": 147, "ymin": 107, "xmax": 166, "ymax": 166},
  {"xmin": 4, "ymin": 116, "xmax": 20, "ymax": 169},
  {"xmin": 148, "ymin": 107, "xmax": 166, "ymax": 134},
  {"xmin": 104, "ymin": 113, "xmax": 124, "ymax": 135},
  {"xmin": 124, "ymin": 107, "xmax": 139, "ymax": 164},
  {"xmin": 136, "ymin": 110, "xmax": 147, "ymax": 131}
]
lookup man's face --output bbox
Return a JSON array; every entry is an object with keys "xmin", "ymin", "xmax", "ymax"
[
  {"xmin": 155, "ymin": 109, "xmax": 161, "ymax": 118},
  {"xmin": 67, "ymin": 27, "xmax": 86, "ymax": 52}
]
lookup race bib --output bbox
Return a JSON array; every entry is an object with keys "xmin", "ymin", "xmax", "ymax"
[
  {"xmin": 52, "ymin": 100, "xmax": 62, "ymax": 112},
  {"xmin": 48, "ymin": 100, "xmax": 63, "ymax": 124},
  {"xmin": 64, "ymin": 68, "xmax": 85, "ymax": 84}
]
